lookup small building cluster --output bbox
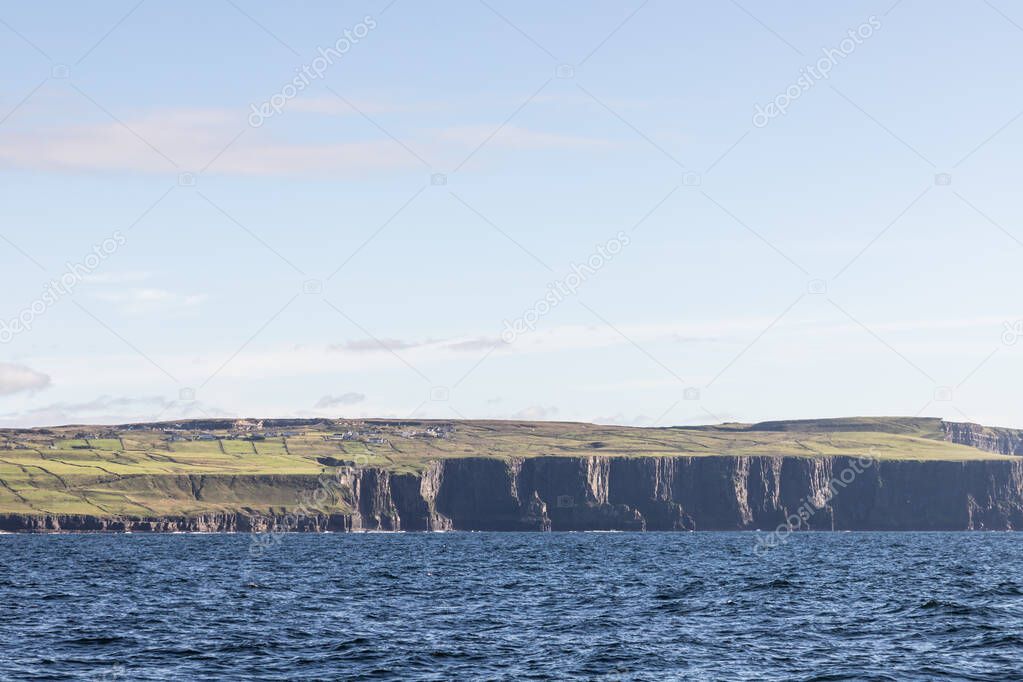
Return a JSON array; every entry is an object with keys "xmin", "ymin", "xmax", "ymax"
[
  {"xmin": 396, "ymin": 424, "xmax": 454, "ymax": 439},
  {"xmin": 324, "ymin": 430, "xmax": 359, "ymax": 441},
  {"xmin": 322, "ymin": 430, "xmax": 388, "ymax": 446}
]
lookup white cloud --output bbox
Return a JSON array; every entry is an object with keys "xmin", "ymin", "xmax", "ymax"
[
  {"xmin": 0, "ymin": 104, "xmax": 612, "ymax": 177},
  {"xmin": 29, "ymin": 311, "xmax": 1013, "ymax": 390},
  {"xmin": 0, "ymin": 394, "xmax": 232, "ymax": 427},
  {"xmin": 0, "ymin": 107, "xmax": 419, "ymax": 176},
  {"xmin": 286, "ymin": 96, "xmax": 446, "ymax": 116},
  {"xmin": 314, "ymin": 392, "xmax": 366, "ymax": 408},
  {"xmin": 330, "ymin": 338, "xmax": 421, "ymax": 353},
  {"xmin": 0, "ymin": 363, "xmax": 50, "ymax": 396},
  {"xmin": 443, "ymin": 337, "xmax": 506, "ymax": 352},
  {"xmin": 92, "ymin": 288, "xmax": 207, "ymax": 314},
  {"xmin": 591, "ymin": 412, "xmax": 653, "ymax": 427},
  {"xmin": 329, "ymin": 335, "xmax": 504, "ymax": 354},
  {"xmin": 512, "ymin": 405, "xmax": 559, "ymax": 420},
  {"xmin": 209, "ymin": 138, "xmax": 417, "ymax": 176},
  {"xmin": 437, "ymin": 124, "xmax": 611, "ymax": 151},
  {"xmin": 81, "ymin": 271, "xmax": 153, "ymax": 284}
]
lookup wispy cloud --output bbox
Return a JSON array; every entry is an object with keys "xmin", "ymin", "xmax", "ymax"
[
  {"xmin": 512, "ymin": 405, "xmax": 559, "ymax": 420},
  {"xmin": 0, "ymin": 363, "xmax": 51, "ymax": 396},
  {"xmin": 31, "ymin": 312, "xmax": 1010, "ymax": 390},
  {"xmin": 287, "ymin": 95, "xmax": 447, "ymax": 116},
  {"xmin": 92, "ymin": 287, "xmax": 207, "ymax": 314},
  {"xmin": 0, "ymin": 103, "xmax": 613, "ymax": 176},
  {"xmin": 0, "ymin": 394, "xmax": 232, "ymax": 427},
  {"xmin": 591, "ymin": 412, "xmax": 653, "ymax": 427},
  {"xmin": 81, "ymin": 271, "xmax": 154, "ymax": 284},
  {"xmin": 330, "ymin": 335, "xmax": 505, "ymax": 354},
  {"xmin": 437, "ymin": 124, "xmax": 612, "ymax": 150},
  {"xmin": 443, "ymin": 337, "xmax": 506, "ymax": 352},
  {"xmin": 330, "ymin": 338, "xmax": 422, "ymax": 353},
  {"xmin": 0, "ymin": 107, "xmax": 418, "ymax": 176},
  {"xmin": 314, "ymin": 392, "xmax": 366, "ymax": 408}
]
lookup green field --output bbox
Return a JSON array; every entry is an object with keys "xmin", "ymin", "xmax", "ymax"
[{"xmin": 0, "ymin": 416, "xmax": 1014, "ymax": 517}]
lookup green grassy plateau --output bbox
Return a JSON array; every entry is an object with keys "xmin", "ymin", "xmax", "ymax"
[{"xmin": 0, "ymin": 416, "xmax": 1013, "ymax": 517}]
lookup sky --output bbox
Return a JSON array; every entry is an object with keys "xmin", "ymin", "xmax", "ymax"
[{"xmin": 1, "ymin": 0, "xmax": 1022, "ymax": 428}]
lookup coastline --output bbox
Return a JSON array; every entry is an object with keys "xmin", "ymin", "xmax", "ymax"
[{"xmin": 4, "ymin": 453, "xmax": 1023, "ymax": 533}]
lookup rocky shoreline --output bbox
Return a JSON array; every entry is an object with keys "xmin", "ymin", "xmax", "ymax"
[{"xmin": 4, "ymin": 454, "xmax": 1023, "ymax": 532}]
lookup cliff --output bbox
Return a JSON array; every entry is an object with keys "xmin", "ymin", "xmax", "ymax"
[
  {"xmin": 7, "ymin": 454, "xmax": 1023, "ymax": 532},
  {"xmin": 942, "ymin": 420, "xmax": 1023, "ymax": 456}
]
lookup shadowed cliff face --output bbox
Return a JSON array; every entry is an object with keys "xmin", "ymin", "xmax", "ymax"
[
  {"xmin": 943, "ymin": 421, "xmax": 1023, "ymax": 456},
  {"xmin": 348, "ymin": 456, "xmax": 1023, "ymax": 532},
  {"xmin": 7, "ymin": 455, "xmax": 1023, "ymax": 532}
]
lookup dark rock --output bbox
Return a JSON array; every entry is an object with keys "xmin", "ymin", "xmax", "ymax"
[{"xmin": 5, "ymin": 455, "xmax": 1023, "ymax": 532}]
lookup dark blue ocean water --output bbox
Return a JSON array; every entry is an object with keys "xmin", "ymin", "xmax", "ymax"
[{"xmin": 1, "ymin": 532, "xmax": 1022, "ymax": 681}]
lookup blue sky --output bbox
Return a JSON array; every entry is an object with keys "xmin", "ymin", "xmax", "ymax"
[{"xmin": 1, "ymin": 0, "xmax": 1023, "ymax": 428}]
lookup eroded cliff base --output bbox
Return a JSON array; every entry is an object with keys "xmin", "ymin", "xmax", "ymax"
[{"xmin": 5, "ymin": 454, "xmax": 1023, "ymax": 533}]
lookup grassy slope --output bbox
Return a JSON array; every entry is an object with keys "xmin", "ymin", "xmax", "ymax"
[{"xmin": 0, "ymin": 417, "xmax": 1013, "ymax": 517}]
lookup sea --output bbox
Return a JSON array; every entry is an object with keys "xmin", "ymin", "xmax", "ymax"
[{"xmin": 1, "ymin": 532, "xmax": 1022, "ymax": 681}]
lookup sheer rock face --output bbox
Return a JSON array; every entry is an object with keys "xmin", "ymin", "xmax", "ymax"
[
  {"xmin": 6, "ymin": 455, "xmax": 1023, "ymax": 532},
  {"xmin": 942, "ymin": 420, "xmax": 1023, "ymax": 456}
]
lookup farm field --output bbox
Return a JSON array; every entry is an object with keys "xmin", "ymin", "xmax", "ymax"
[{"xmin": 0, "ymin": 416, "xmax": 1014, "ymax": 517}]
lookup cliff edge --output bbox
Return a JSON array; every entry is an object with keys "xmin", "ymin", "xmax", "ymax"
[{"xmin": 6, "ymin": 454, "xmax": 1023, "ymax": 532}]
